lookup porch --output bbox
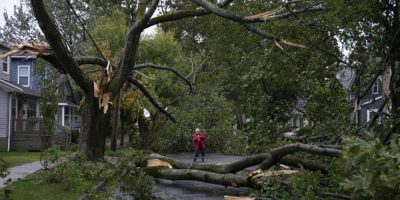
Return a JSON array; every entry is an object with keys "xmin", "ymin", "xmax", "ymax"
[{"xmin": 10, "ymin": 118, "xmax": 71, "ymax": 151}]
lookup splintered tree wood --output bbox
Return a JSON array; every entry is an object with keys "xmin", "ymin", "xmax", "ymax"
[
  {"xmin": 244, "ymin": 6, "xmax": 284, "ymax": 21},
  {"xmin": 146, "ymin": 159, "xmax": 173, "ymax": 168},
  {"xmin": 224, "ymin": 196, "xmax": 254, "ymax": 200}
]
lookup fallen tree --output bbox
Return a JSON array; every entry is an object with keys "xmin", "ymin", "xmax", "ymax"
[
  {"xmin": 140, "ymin": 143, "xmax": 341, "ymax": 189},
  {"xmin": 142, "ymin": 143, "xmax": 339, "ymax": 173}
]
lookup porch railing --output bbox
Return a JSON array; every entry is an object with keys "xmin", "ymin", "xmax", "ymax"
[
  {"xmin": 54, "ymin": 122, "xmax": 71, "ymax": 149},
  {"xmin": 11, "ymin": 118, "xmax": 72, "ymax": 150},
  {"xmin": 12, "ymin": 118, "xmax": 46, "ymax": 136}
]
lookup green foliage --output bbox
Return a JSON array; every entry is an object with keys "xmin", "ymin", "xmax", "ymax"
[
  {"xmin": 0, "ymin": 158, "xmax": 8, "ymax": 178},
  {"xmin": 286, "ymin": 172, "xmax": 322, "ymax": 200},
  {"xmin": 89, "ymin": 7, "xmax": 128, "ymax": 63},
  {"xmin": 333, "ymin": 134, "xmax": 400, "ymax": 199},
  {"xmin": 253, "ymin": 172, "xmax": 322, "ymax": 200},
  {"xmin": 0, "ymin": 151, "xmax": 42, "ymax": 168},
  {"xmin": 0, "ymin": 170, "xmax": 96, "ymax": 200},
  {"xmin": 34, "ymin": 59, "xmax": 59, "ymax": 136},
  {"xmin": 104, "ymin": 148, "xmax": 156, "ymax": 200},
  {"xmin": 40, "ymin": 147, "xmax": 110, "ymax": 191}
]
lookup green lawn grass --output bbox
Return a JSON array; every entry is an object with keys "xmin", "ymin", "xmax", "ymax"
[
  {"xmin": 0, "ymin": 171, "xmax": 96, "ymax": 200},
  {"xmin": 0, "ymin": 151, "xmax": 42, "ymax": 167}
]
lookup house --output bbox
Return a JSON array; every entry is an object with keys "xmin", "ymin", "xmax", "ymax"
[
  {"xmin": 286, "ymin": 67, "xmax": 386, "ymax": 130},
  {"xmin": 286, "ymin": 99, "xmax": 311, "ymax": 129},
  {"xmin": 0, "ymin": 43, "xmax": 81, "ymax": 151},
  {"xmin": 336, "ymin": 68, "xmax": 386, "ymax": 125}
]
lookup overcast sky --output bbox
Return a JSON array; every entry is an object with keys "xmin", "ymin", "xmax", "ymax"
[
  {"xmin": 0, "ymin": 0, "xmax": 157, "ymax": 35},
  {"xmin": 0, "ymin": 0, "xmax": 20, "ymax": 26}
]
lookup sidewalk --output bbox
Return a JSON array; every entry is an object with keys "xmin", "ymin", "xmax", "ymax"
[{"xmin": 0, "ymin": 161, "xmax": 43, "ymax": 188}]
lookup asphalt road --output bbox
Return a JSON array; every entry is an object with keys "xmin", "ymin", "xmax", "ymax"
[{"xmin": 152, "ymin": 153, "xmax": 253, "ymax": 200}]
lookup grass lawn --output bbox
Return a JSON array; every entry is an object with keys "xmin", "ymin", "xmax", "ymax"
[
  {"xmin": 0, "ymin": 151, "xmax": 42, "ymax": 167},
  {"xmin": 0, "ymin": 171, "xmax": 96, "ymax": 200}
]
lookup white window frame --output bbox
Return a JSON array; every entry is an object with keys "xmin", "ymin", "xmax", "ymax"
[
  {"xmin": 367, "ymin": 109, "xmax": 378, "ymax": 122},
  {"xmin": 17, "ymin": 65, "xmax": 30, "ymax": 87},
  {"xmin": 1, "ymin": 57, "xmax": 9, "ymax": 74}
]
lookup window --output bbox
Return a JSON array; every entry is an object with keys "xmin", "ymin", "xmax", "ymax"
[
  {"xmin": 18, "ymin": 65, "xmax": 30, "ymax": 87},
  {"xmin": 372, "ymin": 80, "xmax": 379, "ymax": 94},
  {"xmin": 1, "ymin": 58, "xmax": 8, "ymax": 73},
  {"xmin": 27, "ymin": 102, "xmax": 37, "ymax": 118},
  {"xmin": 367, "ymin": 109, "xmax": 379, "ymax": 123}
]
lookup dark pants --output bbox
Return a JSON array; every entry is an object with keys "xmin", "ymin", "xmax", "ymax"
[{"xmin": 195, "ymin": 145, "xmax": 205, "ymax": 157}]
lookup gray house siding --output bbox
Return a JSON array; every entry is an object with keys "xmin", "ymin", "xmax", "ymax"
[
  {"xmin": 359, "ymin": 98, "xmax": 383, "ymax": 125},
  {"xmin": 0, "ymin": 88, "xmax": 9, "ymax": 139},
  {"xmin": 10, "ymin": 58, "xmax": 41, "ymax": 92},
  {"xmin": 357, "ymin": 76, "xmax": 384, "ymax": 125}
]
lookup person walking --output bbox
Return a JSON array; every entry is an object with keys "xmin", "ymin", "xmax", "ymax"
[{"xmin": 192, "ymin": 128, "xmax": 206, "ymax": 162}]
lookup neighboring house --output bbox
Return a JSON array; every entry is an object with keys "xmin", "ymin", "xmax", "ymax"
[
  {"xmin": 286, "ymin": 99, "xmax": 311, "ymax": 129},
  {"xmin": 336, "ymin": 68, "xmax": 386, "ymax": 125},
  {"xmin": 285, "ymin": 67, "xmax": 385, "ymax": 130},
  {"xmin": 0, "ymin": 43, "xmax": 80, "ymax": 151}
]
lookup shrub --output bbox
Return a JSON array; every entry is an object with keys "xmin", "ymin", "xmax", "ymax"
[{"xmin": 333, "ymin": 133, "xmax": 400, "ymax": 199}]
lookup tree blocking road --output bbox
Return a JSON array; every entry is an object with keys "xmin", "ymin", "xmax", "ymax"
[{"xmin": 141, "ymin": 143, "xmax": 341, "ymax": 188}]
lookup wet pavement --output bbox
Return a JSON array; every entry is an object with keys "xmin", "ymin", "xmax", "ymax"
[{"xmin": 153, "ymin": 153, "xmax": 253, "ymax": 200}]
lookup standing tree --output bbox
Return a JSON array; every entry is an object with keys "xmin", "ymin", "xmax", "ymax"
[{"xmin": 27, "ymin": 0, "xmax": 325, "ymax": 160}]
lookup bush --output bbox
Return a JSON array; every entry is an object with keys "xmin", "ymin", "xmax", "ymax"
[
  {"xmin": 333, "ymin": 133, "xmax": 400, "ymax": 199},
  {"xmin": 0, "ymin": 158, "xmax": 8, "ymax": 178},
  {"xmin": 39, "ymin": 147, "xmax": 111, "ymax": 191}
]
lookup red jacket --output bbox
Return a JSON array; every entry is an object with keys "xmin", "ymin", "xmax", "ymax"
[{"xmin": 192, "ymin": 132, "xmax": 206, "ymax": 150}]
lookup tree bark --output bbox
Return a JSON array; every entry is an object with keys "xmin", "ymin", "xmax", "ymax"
[
  {"xmin": 143, "ymin": 167, "xmax": 260, "ymax": 188},
  {"xmin": 111, "ymin": 91, "xmax": 121, "ymax": 151},
  {"xmin": 235, "ymin": 104, "xmax": 244, "ymax": 130},
  {"xmin": 120, "ymin": 109, "xmax": 125, "ymax": 147},
  {"xmin": 78, "ymin": 93, "xmax": 107, "ymax": 160}
]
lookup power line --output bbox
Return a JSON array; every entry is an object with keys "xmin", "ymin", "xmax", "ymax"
[{"xmin": 65, "ymin": 0, "xmax": 107, "ymax": 62}]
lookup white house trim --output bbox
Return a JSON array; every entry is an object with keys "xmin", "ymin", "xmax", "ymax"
[
  {"xmin": 17, "ymin": 65, "xmax": 31, "ymax": 87},
  {"xmin": 7, "ymin": 94, "xmax": 13, "ymax": 151},
  {"xmin": 361, "ymin": 96, "xmax": 383, "ymax": 107},
  {"xmin": 58, "ymin": 102, "xmax": 78, "ymax": 107},
  {"xmin": 61, "ymin": 106, "xmax": 65, "ymax": 126},
  {"xmin": 0, "ymin": 79, "xmax": 23, "ymax": 91},
  {"xmin": 367, "ymin": 109, "xmax": 378, "ymax": 122},
  {"xmin": 1, "ymin": 56, "xmax": 10, "ymax": 74}
]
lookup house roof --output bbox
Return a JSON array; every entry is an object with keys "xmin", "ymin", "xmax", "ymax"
[
  {"xmin": 0, "ymin": 43, "xmax": 11, "ymax": 51},
  {"xmin": 0, "ymin": 79, "xmax": 41, "ymax": 97},
  {"xmin": 336, "ymin": 68, "xmax": 356, "ymax": 89}
]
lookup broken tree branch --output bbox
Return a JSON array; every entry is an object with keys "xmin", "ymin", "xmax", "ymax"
[
  {"xmin": 146, "ymin": 0, "xmax": 233, "ymax": 27},
  {"xmin": 259, "ymin": 143, "xmax": 341, "ymax": 170},
  {"xmin": 134, "ymin": 63, "xmax": 193, "ymax": 93},
  {"xmin": 127, "ymin": 77, "xmax": 176, "ymax": 122},
  {"xmin": 30, "ymin": 0, "xmax": 92, "ymax": 93},
  {"xmin": 143, "ymin": 167, "xmax": 260, "ymax": 188}
]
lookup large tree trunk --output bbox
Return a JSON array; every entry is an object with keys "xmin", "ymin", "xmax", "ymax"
[
  {"xmin": 111, "ymin": 92, "xmax": 121, "ymax": 151},
  {"xmin": 120, "ymin": 109, "xmax": 125, "ymax": 147},
  {"xmin": 78, "ymin": 93, "xmax": 107, "ymax": 160},
  {"xmin": 235, "ymin": 104, "xmax": 244, "ymax": 130}
]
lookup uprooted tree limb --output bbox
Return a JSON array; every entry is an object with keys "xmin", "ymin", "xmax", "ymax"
[{"xmin": 140, "ymin": 143, "xmax": 341, "ymax": 188}]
